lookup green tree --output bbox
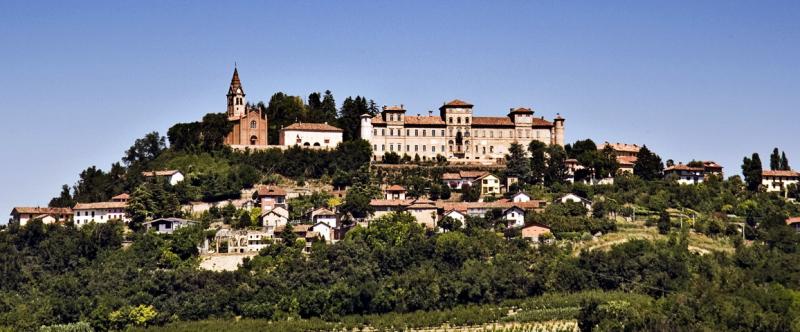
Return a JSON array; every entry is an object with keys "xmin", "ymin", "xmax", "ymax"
[
  {"xmin": 338, "ymin": 96, "xmax": 375, "ymax": 141},
  {"xmin": 633, "ymin": 145, "xmax": 664, "ymax": 180},
  {"xmin": 461, "ymin": 183, "xmax": 481, "ymax": 202},
  {"xmin": 781, "ymin": 151, "xmax": 790, "ymax": 170},
  {"xmin": 770, "ymin": 147, "xmax": 781, "ymax": 171},
  {"xmin": 505, "ymin": 142, "xmax": 530, "ymax": 182},
  {"xmin": 123, "ymin": 131, "xmax": 165, "ymax": 166},
  {"xmin": 544, "ymin": 144, "xmax": 568, "ymax": 186},
  {"xmin": 741, "ymin": 153, "xmax": 763, "ymax": 191},
  {"xmin": 48, "ymin": 184, "xmax": 75, "ymax": 208},
  {"xmin": 528, "ymin": 140, "xmax": 547, "ymax": 185}
]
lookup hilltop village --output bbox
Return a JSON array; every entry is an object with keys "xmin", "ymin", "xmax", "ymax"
[
  {"xmin": 5, "ymin": 68, "xmax": 800, "ymax": 331},
  {"xmin": 9, "ymin": 67, "xmax": 800, "ymax": 252}
]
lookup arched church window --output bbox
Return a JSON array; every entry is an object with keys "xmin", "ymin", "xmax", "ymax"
[{"xmin": 250, "ymin": 120, "xmax": 257, "ymax": 129}]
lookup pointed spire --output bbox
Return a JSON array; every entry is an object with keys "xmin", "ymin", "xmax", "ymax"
[{"xmin": 228, "ymin": 66, "xmax": 244, "ymax": 95}]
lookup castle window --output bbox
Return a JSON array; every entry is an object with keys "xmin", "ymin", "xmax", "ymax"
[
  {"xmin": 441, "ymin": 130, "xmax": 445, "ymax": 136},
  {"xmin": 406, "ymin": 130, "xmax": 410, "ymax": 136},
  {"xmin": 490, "ymin": 131, "xmax": 494, "ymax": 138},
  {"xmin": 250, "ymin": 120, "xmax": 257, "ymax": 129},
  {"xmin": 490, "ymin": 146, "xmax": 494, "ymax": 153},
  {"xmin": 449, "ymin": 117, "xmax": 453, "ymax": 124},
  {"xmin": 381, "ymin": 145, "xmax": 385, "ymax": 151},
  {"xmin": 407, "ymin": 145, "xmax": 410, "ymax": 151},
  {"xmin": 432, "ymin": 146, "xmax": 436, "ymax": 152},
  {"xmin": 457, "ymin": 117, "xmax": 461, "ymax": 124},
  {"xmin": 423, "ymin": 145, "xmax": 426, "ymax": 152},
  {"xmin": 422, "ymin": 130, "xmax": 426, "ymax": 137},
  {"xmin": 373, "ymin": 129, "xmax": 377, "ymax": 136},
  {"xmin": 415, "ymin": 145, "xmax": 418, "ymax": 152},
  {"xmin": 483, "ymin": 147, "xmax": 486, "ymax": 154},
  {"xmin": 415, "ymin": 129, "xmax": 418, "ymax": 136},
  {"xmin": 381, "ymin": 129, "xmax": 385, "ymax": 136},
  {"xmin": 431, "ymin": 130, "xmax": 435, "ymax": 137},
  {"xmin": 441, "ymin": 145, "xmax": 445, "ymax": 152},
  {"xmin": 465, "ymin": 117, "xmax": 469, "ymax": 124}
]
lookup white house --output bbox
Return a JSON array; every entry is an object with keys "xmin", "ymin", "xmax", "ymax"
[
  {"xmin": 311, "ymin": 208, "xmax": 338, "ymax": 228},
  {"xmin": 215, "ymin": 229, "xmax": 270, "ymax": 253},
  {"xmin": 143, "ymin": 217, "xmax": 198, "ymax": 234},
  {"xmin": 664, "ymin": 164, "xmax": 705, "ymax": 185},
  {"xmin": 384, "ymin": 185, "xmax": 407, "ymax": 200},
  {"xmin": 279, "ymin": 122, "xmax": 343, "ymax": 149},
  {"xmin": 511, "ymin": 192, "xmax": 531, "ymax": 203},
  {"xmin": 142, "ymin": 170, "xmax": 184, "ymax": 185},
  {"xmin": 311, "ymin": 222, "xmax": 335, "ymax": 243},
  {"xmin": 73, "ymin": 201, "xmax": 129, "ymax": 226},
  {"xmin": 442, "ymin": 209, "xmax": 466, "ymax": 225},
  {"xmin": 10, "ymin": 207, "xmax": 72, "ymax": 226},
  {"xmin": 762, "ymin": 170, "xmax": 800, "ymax": 194},
  {"xmin": 557, "ymin": 193, "xmax": 593, "ymax": 211},
  {"xmin": 262, "ymin": 206, "xmax": 289, "ymax": 235},
  {"xmin": 503, "ymin": 206, "xmax": 526, "ymax": 228}
]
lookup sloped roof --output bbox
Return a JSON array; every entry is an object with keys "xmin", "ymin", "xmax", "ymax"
[
  {"xmin": 617, "ymin": 156, "xmax": 638, "ymax": 166},
  {"xmin": 111, "ymin": 193, "xmax": 130, "ymax": 200},
  {"xmin": 258, "ymin": 186, "xmax": 287, "ymax": 196},
  {"xmin": 441, "ymin": 99, "xmax": 473, "ymax": 108},
  {"xmin": 442, "ymin": 173, "xmax": 461, "ymax": 180},
  {"xmin": 786, "ymin": 217, "xmax": 800, "ymax": 225},
  {"xmin": 665, "ymin": 164, "xmax": 704, "ymax": 172},
  {"xmin": 12, "ymin": 207, "xmax": 72, "ymax": 215},
  {"xmin": 282, "ymin": 122, "xmax": 343, "ymax": 132},
  {"xmin": 471, "ymin": 116, "xmax": 514, "ymax": 127},
  {"xmin": 404, "ymin": 115, "xmax": 446, "ymax": 126},
  {"xmin": 385, "ymin": 185, "xmax": 406, "ymax": 192},
  {"xmin": 142, "ymin": 170, "xmax": 181, "ymax": 177},
  {"xmin": 312, "ymin": 207, "xmax": 336, "ymax": 216},
  {"xmin": 74, "ymin": 201, "xmax": 127, "ymax": 210},
  {"xmin": 369, "ymin": 199, "xmax": 414, "ymax": 207},
  {"xmin": 509, "ymin": 107, "xmax": 534, "ymax": 114},
  {"xmin": 228, "ymin": 67, "xmax": 244, "ymax": 95},
  {"xmin": 531, "ymin": 118, "xmax": 554, "ymax": 127},
  {"xmin": 383, "ymin": 105, "xmax": 406, "ymax": 111},
  {"xmin": 600, "ymin": 142, "xmax": 641, "ymax": 153},
  {"xmin": 762, "ymin": 170, "xmax": 800, "ymax": 177}
]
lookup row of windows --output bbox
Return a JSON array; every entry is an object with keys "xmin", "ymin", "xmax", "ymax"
[
  {"xmin": 448, "ymin": 116, "xmax": 470, "ymax": 124},
  {"xmin": 75, "ymin": 209, "xmax": 124, "ymax": 217},
  {"xmin": 374, "ymin": 128, "xmax": 546, "ymax": 139},
  {"xmin": 232, "ymin": 97, "xmax": 244, "ymax": 106},
  {"xmin": 373, "ymin": 144, "xmax": 497, "ymax": 154}
]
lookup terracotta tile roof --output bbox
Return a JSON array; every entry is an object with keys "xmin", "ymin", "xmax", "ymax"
[
  {"xmin": 522, "ymin": 223, "xmax": 551, "ymax": 231},
  {"xmin": 460, "ymin": 171, "xmax": 489, "ymax": 178},
  {"xmin": 531, "ymin": 118, "xmax": 554, "ymax": 127},
  {"xmin": 600, "ymin": 142, "xmax": 641, "ymax": 154},
  {"xmin": 282, "ymin": 122, "xmax": 343, "ymax": 132},
  {"xmin": 786, "ymin": 217, "xmax": 800, "ymax": 225},
  {"xmin": 111, "ymin": 193, "xmax": 129, "ymax": 200},
  {"xmin": 407, "ymin": 202, "xmax": 437, "ymax": 209},
  {"xmin": 435, "ymin": 200, "xmax": 545, "ymax": 212},
  {"xmin": 509, "ymin": 107, "xmax": 534, "ymax": 115},
  {"xmin": 257, "ymin": 186, "xmax": 287, "ymax": 196},
  {"xmin": 665, "ymin": 164, "xmax": 704, "ymax": 172},
  {"xmin": 369, "ymin": 199, "xmax": 414, "ymax": 207},
  {"xmin": 441, "ymin": 99, "xmax": 473, "ymax": 108},
  {"xmin": 702, "ymin": 161, "xmax": 723, "ymax": 170},
  {"xmin": 442, "ymin": 173, "xmax": 461, "ymax": 180},
  {"xmin": 617, "ymin": 156, "xmax": 637, "ymax": 166},
  {"xmin": 12, "ymin": 207, "xmax": 73, "ymax": 215},
  {"xmin": 385, "ymin": 185, "xmax": 406, "ymax": 192},
  {"xmin": 383, "ymin": 105, "xmax": 406, "ymax": 111},
  {"xmin": 74, "ymin": 201, "xmax": 127, "ymax": 210},
  {"xmin": 471, "ymin": 116, "xmax": 514, "ymax": 127},
  {"xmin": 371, "ymin": 114, "xmax": 386, "ymax": 125},
  {"xmin": 404, "ymin": 115, "xmax": 446, "ymax": 126},
  {"xmin": 142, "ymin": 170, "xmax": 181, "ymax": 177},
  {"xmin": 762, "ymin": 170, "xmax": 800, "ymax": 177}
]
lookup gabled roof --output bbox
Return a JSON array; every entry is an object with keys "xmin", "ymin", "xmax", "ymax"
[
  {"xmin": 786, "ymin": 217, "xmax": 800, "ymax": 225},
  {"xmin": 312, "ymin": 207, "xmax": 336, "ymax": 217},
  {"xmin": 617, "ymin": 156, "xmax": 637, "ymax": 166},
  {"xmin": 282, "ymin": 122, "xmax": 343, "ymax": 132},
  {"xmin": 258, "ymin": 186, "xmax": 287, "ymax": 196},
  {"xmin": 522, "ymin": 222, "xmax": 551, "ymax": 231},
  {"xmin": 665, "ymin": 164, "xmax": 704, "ymax": 172},
  {"xmin": 111, "ymin": 193, "xmax": 130, "ymax": 200}
]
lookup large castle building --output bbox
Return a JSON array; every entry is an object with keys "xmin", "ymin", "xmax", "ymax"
[
  {"xmin": 224, "ymin": 68, "xmax": 269, "ymax": 147},
  {"xmin": 360, "ymin": 100, "xmax": 564, "ymax": 163}
]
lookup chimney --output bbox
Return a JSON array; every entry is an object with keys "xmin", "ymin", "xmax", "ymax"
[
  {"xmin": 428, "ymin": 110, "xmax": 433, "ymax": 116},
  {"xmin": 401, "ymin": 104, "xmax": 404, "ymax": 109}
]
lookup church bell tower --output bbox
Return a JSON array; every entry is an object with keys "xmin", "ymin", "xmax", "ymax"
[{"xmin": 227, "ymin": 67, "xmax": 246, "ymax": 118}]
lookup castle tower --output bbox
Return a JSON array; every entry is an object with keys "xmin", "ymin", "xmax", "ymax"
[
  {"xmin": 360, "ymin": 113, "xmax": 373, "ymax": 141},
  {"xmin": 552, "ymin": 114, "xmax": 565, "ymax": 146},
  {"xmin": 226, "ymin": 67, "xmax": 246, "ymax": 118}
]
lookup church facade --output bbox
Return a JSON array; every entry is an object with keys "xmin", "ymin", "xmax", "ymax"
[
  {"xmin": 360, "ymin": 100, "xmax": 564, "ymax": 163},
  {"xmin": 223, "ymin": 68, "xmax": 269, "ymax": 147}
]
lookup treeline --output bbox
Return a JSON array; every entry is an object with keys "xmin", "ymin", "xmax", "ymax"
[{"xmin": 3, "ymin": 205, "xmax": 800, "ymax": 331}]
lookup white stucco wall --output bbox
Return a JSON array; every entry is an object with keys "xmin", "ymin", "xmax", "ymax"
[{"xmin": 282, "ymin": 130, "xmax": 342, "ymax": 149}]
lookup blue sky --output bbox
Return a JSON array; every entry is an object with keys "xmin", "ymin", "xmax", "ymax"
[{"xmin": 1, "ymin": 1, "xmax": 799, "ymax": 219}]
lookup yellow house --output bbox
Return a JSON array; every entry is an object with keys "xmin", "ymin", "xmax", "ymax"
[{"xmin": 475, "ymin": 174, "xmax": 501, "ymax": 196}]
